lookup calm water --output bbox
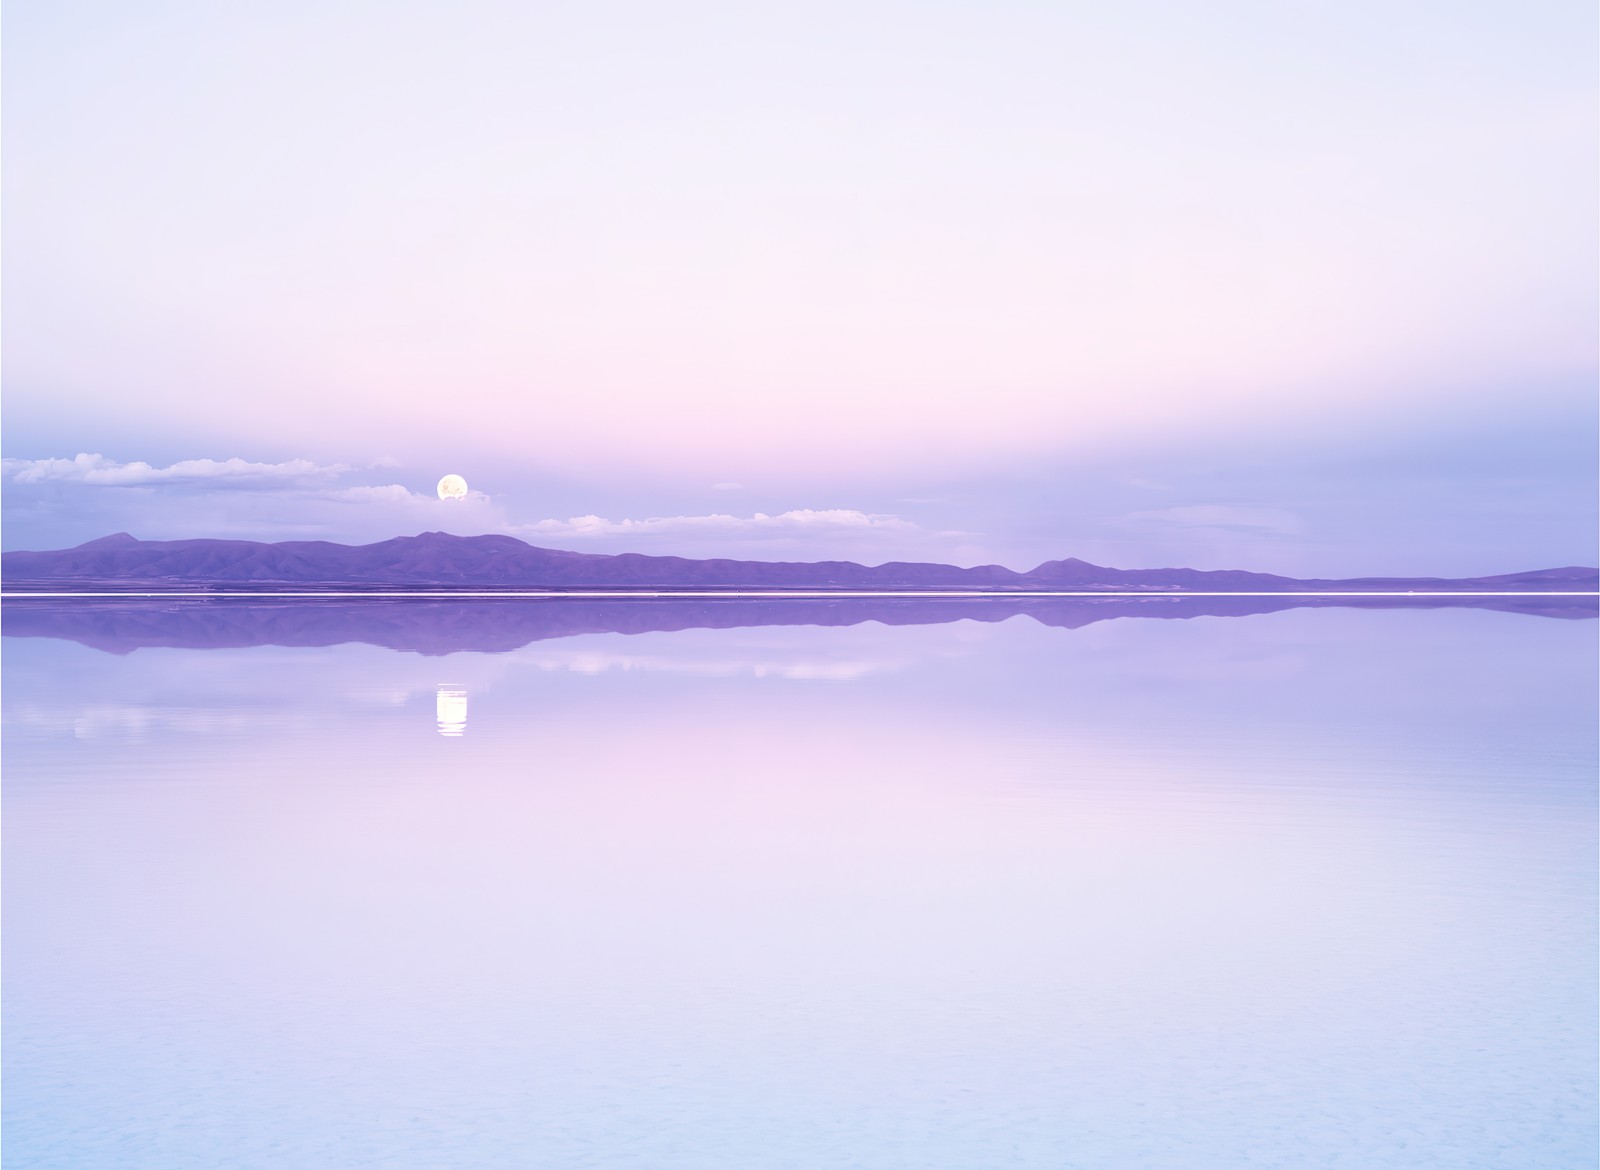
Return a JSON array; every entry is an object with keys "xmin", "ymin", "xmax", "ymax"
[{"xmin": 4, "ymin": 598, "xmax": 1596, "ymax": 1169}]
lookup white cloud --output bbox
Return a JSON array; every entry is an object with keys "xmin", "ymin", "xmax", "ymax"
[
  {"xmin": 324, "ymin": 484, "xmax": 420, "ymax": 504},
  {"xmin": 3, "ymin": 452, "xmax": 349, "ymax": 486},
  {"xmin": 1120, "ymin": 505, "xmax": 1305, "ymax": 536},
  {"xmin": 518, "ymin": 509, "xmax": 919, "ymax": 538},
  {"xmin": 710, "ymin": 482, "xmax": 744, "ymax": 491},
  {"xmin": 323, "ymin": 484, "xmax": 492, "ymax": 504}
]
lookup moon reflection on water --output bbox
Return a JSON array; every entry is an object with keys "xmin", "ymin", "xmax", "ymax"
[{"xmin": 436, "ymin": 685, "xmax": 468, "ymax": 737}]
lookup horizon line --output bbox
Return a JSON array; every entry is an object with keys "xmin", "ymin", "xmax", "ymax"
[{"xmin": 5, "ymin": 590, "xmax": 1598, "ymax": 601}]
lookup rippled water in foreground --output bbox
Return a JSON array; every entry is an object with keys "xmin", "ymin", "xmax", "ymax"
[{"xmin": 4, "ymin": 598, "xmax": 1596, "ymax": 1169}]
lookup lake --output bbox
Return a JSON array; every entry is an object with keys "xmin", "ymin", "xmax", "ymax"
[{"xmin": 4, "ymin": 597, "xmax": 1596, "ymax": 1169}]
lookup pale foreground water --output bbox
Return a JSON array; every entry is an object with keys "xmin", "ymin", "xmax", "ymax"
[{"xmin": 4, "ymin": 598, "xmax": 1596, "ymax": 1169}]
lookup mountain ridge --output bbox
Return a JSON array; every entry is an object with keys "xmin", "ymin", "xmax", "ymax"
[{"xmin": 2, "ymin": 532, "xmax": 1595, "ymax": 593}]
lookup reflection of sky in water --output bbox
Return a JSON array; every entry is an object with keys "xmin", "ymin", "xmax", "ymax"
[{"xmin": 3, "ymin": 606, "xmax": 1596, "ymax": 1169}]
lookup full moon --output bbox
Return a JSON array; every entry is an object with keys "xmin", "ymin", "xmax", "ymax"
[{"xmin": 436, "ymin": 474, "xmax": 468, "ymax": 500}]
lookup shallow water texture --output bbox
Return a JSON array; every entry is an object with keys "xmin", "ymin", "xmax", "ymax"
[{"xmin": 4, "ymin": 599, "xmax": 1596, "ymax": 1170}]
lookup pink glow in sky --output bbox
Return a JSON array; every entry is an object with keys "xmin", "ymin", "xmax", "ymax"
[
  {"xmin": 2, "ymin": 2, "xmax": 1595, "ymax": 573},
  {"xmin": 6, "ymin": 1, "xmax": 1594, "ymax": 477}
]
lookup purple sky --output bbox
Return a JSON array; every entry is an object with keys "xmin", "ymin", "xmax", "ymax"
[{"xmin": 4, "ymin": 1, "xmax": 1596, "ymax": 575}]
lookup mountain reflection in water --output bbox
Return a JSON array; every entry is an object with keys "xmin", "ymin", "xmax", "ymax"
[{"xmin": 3, "ymin": 593, "xmax": 1592, "ymax": 657}]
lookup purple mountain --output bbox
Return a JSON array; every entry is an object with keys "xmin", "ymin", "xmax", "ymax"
[{"xmin": 2, "ymin": 531, "xmax": 1596, "ymax": 593}]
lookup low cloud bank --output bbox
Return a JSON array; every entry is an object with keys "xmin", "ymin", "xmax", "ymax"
[
  {"xmin": 3, "ymin": 453, "xmax": 348, "ymax": 486},
  {"xmin": 0, "ymin": 452, "xmax": 968, "ymax": 561}
]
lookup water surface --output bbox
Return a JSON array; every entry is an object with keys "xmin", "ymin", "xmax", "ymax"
[{"xmin": 5, "ymin": 598, "xmax": 1596, "ymax": 1169}]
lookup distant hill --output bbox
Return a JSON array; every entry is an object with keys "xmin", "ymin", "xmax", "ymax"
[{"xmin": 2, "ymin": 531, "xmax": 1596, "ymax": 593}]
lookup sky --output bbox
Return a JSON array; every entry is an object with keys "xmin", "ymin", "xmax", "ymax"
[{"xmin": 3, "ymin": 0, "xmax": 1596, "ymax": 575}]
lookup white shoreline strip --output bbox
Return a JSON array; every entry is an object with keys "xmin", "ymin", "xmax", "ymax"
[{"xmin": 2, "ymin": 591, "xmax": 1596, "ymax": 600}]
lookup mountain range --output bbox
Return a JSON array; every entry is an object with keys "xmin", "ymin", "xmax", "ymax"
[{"xmin": 2, "ymin": 531, "xmax": 1596, "ymax": 593}]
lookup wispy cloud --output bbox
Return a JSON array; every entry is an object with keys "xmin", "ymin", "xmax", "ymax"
[
  {"xmin": 2, "ymin": 453, "xmax": 349, "ymax": 486},
  {"xmin": 518, "ymin": 509, "xmax": 921, "ymax": 538},
  {"xmin": 1120, "ymin": 505, "xmax": 1305, "ymax": 537},
  {"xmin": 322, "ymin": 484, "xmax": 491, "ymax": 505},
  {"xmin": 323, "ymin": 484, "xmax": 419, "ymax": 504}
]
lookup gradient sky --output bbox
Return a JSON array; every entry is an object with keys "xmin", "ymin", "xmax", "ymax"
[{"xmin": 4, "ymin": 0, "xmax": 1596, "ymax": 575}]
